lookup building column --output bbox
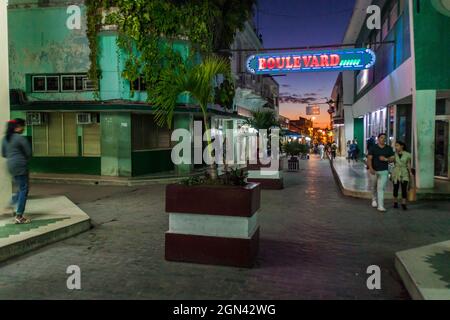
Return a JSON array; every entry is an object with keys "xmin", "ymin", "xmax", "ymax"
[
  {"xmin": 413, "ymin": 90, "xmax": 437, "ymax": 189},
  {"xmin": 343, "ymin": 105, "xmax": 354, "ymax": 146},
  {"xmin": 0, "ymin": 1, "xmax": 11, "ymax": 207},
  {"xmin": 101, "ymin": 112, "xmax": 132, "ymax": 177},
  {"xmin": 173, "ymin": 114, "xmax": 193, "ymax": 176}
]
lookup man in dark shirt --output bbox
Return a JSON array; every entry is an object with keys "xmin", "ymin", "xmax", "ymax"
[{"xmin": 367, "ymin": 133, "xmax": 395, "ymax": 212}]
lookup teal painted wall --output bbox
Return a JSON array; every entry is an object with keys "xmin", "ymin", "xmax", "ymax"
[
  {"xmin": 30, "ymin": 157, "xmax": 101, "ymax": 175},
  {"xmin": 354, "ymin": 118, "xmax": 364, "ymax": 158},
  {"xmin": 101, "ymin": 112, "xmax": 132, "ymax": 177},
  {"xmin": 8, "ymin": 3, "xmax": 94, "ymax": 101},
  {"xmin": 413, "ymin": 0, "xmax": 450, "ymax": 90},
  {"xmin": 173, "ymin": 113, "xmax": 193, "ymax": 175},
  {"xmin": 132, "ymin": 150, "xmax": 174, "ymax": 176},
  {"xmin": 98, "ymin": 32, "xmax": 193, "ymax": 104},
  {"xmin": 8, "ymin": 3, "xmax": 193, "ymax": 105}
]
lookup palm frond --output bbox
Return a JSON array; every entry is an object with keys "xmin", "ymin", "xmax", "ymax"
[{"xmin": 153, "ymin": 55, "xmax": 231, "ymax": 128}]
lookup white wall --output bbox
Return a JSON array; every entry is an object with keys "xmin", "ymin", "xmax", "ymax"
[
  {"xmin": 344, "ymin": 105, "xmax": 354, "ymax": 144},
  {"xmin": 351, "ymin": 58, "xmax": 414, "ymax": 118},
  {"xmin": 0, "ymin": 0, "xmax": 11, "ymax": 207}
]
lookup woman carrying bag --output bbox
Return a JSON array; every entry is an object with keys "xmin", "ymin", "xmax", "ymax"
[{"xmin": 391, "ymin": 141, "xmax": 412, "ymax": 211}]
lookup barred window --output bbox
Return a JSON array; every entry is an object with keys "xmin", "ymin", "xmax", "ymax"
[{"xmin": 32, "ymin": 112, "xmax": 78, "ymax": 157}]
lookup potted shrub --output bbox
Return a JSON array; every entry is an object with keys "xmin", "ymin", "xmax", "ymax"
[
  {"xmin": 284, "ymin": 140, "xmax": 302, "ymax": 172},
  {"xmin": 153, "ymin": 56, "xmax": 261, "ymax": 268}
]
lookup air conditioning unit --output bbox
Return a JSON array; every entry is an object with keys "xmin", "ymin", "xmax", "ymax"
[
  {"xmin": 83, "ymin": 79, "xmax": 97, "ymax": 91},
  {"xmin": 77, "ymin": 113, "xmax": 93, "ymax": 125},
  {"xmin": 26, "ymin": 112, "xmax": 46, "ymax": 126}
]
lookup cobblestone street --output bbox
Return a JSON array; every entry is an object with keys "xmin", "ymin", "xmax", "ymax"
[{"xmin": 0, "ymin": 157, "xmax": 449, "ymax": 300}]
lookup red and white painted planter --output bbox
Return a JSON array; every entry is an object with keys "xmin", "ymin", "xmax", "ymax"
[
  {"xmin": 165, "ymin": 183, "xmax": 261, "ymax": 268},
  {"xmin": 247, "ymin": 158, "xmax": 284, "ymax": 190}
]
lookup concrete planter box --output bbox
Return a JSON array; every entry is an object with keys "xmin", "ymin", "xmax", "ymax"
[
  {"xmin": 165, "ymin": 183, "xmax": 261, "ymax": 268},
  {"xmin": 247, "ymin": 159, "xmax": 284, "ymax": 190}
]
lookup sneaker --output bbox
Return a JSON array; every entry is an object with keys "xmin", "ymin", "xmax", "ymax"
[
  {"xmin": 371, "ymin": 200, "xmax": 378, "ymax": 208},
  {"xmin": 394, "ymin": 203, "xmax": 399, "ymax": 209},
  {"xmin": 377, "ymin": 207, "xmax": 387, "ymax": 212},
  {"xmin": 15, "ymin": 216, "xmax": 31, "ymax": 224},
  {"xmin": 401, "ymin": 204, "xmax": 408, "ymax": 211}
]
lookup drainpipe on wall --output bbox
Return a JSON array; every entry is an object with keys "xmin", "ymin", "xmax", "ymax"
[{"xmin": 0, "ymin": 0, "xmax": 12, "ymax": 207}]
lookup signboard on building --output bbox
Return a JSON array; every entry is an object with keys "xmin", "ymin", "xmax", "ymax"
[
  {"xmin": 306, "ymin": 105, "xmax": 321, "ymax": 116},
  {"xmin": 356, "ymin": 68, "xmax": 370, "ymax": 93},
  {"xmin": 246, "ymin": 48, "xmax": 376, "ymax": 75}
]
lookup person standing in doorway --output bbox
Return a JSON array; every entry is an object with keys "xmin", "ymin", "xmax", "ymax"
[
  {"xmin": 1, "ymin": 119, "xmax": 32, "ymax": 224},
  {"xmin": 318, "ymin": 143, "xmax": 325, "ymax": 160},
  {"xmin": 349, "ymin": 140, "xmax": 358, "ymax": 163},
  {"xmin": 353, "ymin": 139, "xmax": 360, "ymax": 162},
  {"xmin": 392, "ymin": 141, "xmax": 412, "ymax": 211},
  {"xmin": 367, "ymin": 133, "xmax": 395, "ymax": 212},
  {"xmin": 346, "ymin": 140, "xmax": 352, "ymax": 163}
]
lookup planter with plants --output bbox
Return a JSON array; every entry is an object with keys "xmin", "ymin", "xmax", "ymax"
[
  {"xmin": 165, "ymin": 169, "xmax": 260, "ymax": 268},
  {"xmin": 284, "ymin": 140, "xmax": 303, "ymax": 172},
  {"xmin": 245, "ymin": 110, "xmax": 284, "ymax": 190},
  {"xmin": 153, "ymin": 56, "xmax": 261, "ymax": 268}
]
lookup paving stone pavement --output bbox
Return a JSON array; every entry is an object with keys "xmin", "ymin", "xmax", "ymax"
[{"xmin": 0, "ymin": 157, "xmax": 449, "ymax": 300}]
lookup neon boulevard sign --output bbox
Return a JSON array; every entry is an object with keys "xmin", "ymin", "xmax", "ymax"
[{"xmin": 246, "ymin": 48, "xmax": 376, "ymax": 75}]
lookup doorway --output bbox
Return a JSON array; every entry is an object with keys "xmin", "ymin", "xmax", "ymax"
[{"xmin": 435, "ymin": 119, "xmax": 449, "ymax": 179}]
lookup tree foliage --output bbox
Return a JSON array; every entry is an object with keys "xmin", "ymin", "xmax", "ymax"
[{"xmin": 86, "ymin": 0, "xmax": 256, "ymax": 105}]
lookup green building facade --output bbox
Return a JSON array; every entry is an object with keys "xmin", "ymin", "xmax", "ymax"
[
  {"xmin": 341, "ymin": 0, "xmax": 450, "ymax": 189},
  {"xmin": 8, "ymin": 1, "xmax": 241, "ymax": 177}
]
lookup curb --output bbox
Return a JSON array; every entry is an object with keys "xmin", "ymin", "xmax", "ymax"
[{"xmin": 0, "ymin": 219, "xmax": 91, "ymax": 264}]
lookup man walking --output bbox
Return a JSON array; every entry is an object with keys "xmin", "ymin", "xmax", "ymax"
[{"xmin": 367, "ymin": 133, "xmax": 395, "ymax": 212}]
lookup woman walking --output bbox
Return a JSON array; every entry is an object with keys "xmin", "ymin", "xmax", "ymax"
[
  {"xmin": 1, "ymin": 119, "xmax": 32, "ymax": 224},
  {"xmin": 391, "ymin": 141, "xmax": 412, "ymax": 211}
]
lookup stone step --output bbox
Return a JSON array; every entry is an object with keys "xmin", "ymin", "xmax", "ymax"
[
  {"xmin": 395, "ymin": 241, "xmax": 450, "ymax": 300},
  {"xmin": 0, "ymin": 196, "xmax": 91, "ymax": 263}
]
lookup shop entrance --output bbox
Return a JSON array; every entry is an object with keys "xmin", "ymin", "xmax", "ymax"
[{"xmin": 435, "ymin": 118, "xmax": 449, "ymax": 179}]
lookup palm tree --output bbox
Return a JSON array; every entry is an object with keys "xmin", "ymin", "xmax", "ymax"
[
  {"xmin": 245, "ymin": 109, "xmax": 280, "ymax": 131},
  {"xmin": 153, "ymin": 55, "xmax": 231, "ymax": 180},
  {"xmin": 245, "ymin": 109, "xmax": 281, "ymax": 159}
]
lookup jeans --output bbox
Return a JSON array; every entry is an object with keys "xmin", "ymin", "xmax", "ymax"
[
  {"xmin": 393, "ymin": 181, "xmax": 409, "ymax": 200},
  {"xmin": 371, "ymin": 170, "xmax": 389, "ymax": 209},
  {"xmin": 11, "ymin": 175, "xmax": 29, "ymax": 216}
]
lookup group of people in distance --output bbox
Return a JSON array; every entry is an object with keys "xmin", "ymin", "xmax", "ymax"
[{"xmin": 346, "ymin": 139, "xmax": 360, "ymax": 163}]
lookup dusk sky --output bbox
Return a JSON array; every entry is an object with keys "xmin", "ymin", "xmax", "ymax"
[{"xmin": 257, "ymin": 0, "xmax": 356, "ymax": 128}]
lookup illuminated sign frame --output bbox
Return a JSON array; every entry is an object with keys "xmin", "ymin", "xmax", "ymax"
[
  {"xmin": 431, "ymin": 0, "xmax": 450, "ymax": 17},
  {"xmin": 246, "ymin": 48, "xmax": 376, "ymax": 75}
]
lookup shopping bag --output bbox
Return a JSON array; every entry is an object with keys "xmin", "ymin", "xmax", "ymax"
[{"xmin": 408, "ymin": 172, "xmax": 417, "ymax": 202}]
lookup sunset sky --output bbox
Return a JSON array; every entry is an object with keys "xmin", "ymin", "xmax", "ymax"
[{"xmin": 257, "ymin": 0, "xmax": 356, "ymax": 128}]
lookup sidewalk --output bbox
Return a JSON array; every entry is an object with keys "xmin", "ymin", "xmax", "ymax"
[
  {"xmin": 0, "ymin": 196, "xmax": 90, "ymax": 263},
  {"xmin": 29, "ymin": 169, "xmax": 206, "ymax": 186},
  {"xmin": 331, "ymin": 157, "xmax": 450, "ymax": 201},
  {"xmin": 29, "ymin": 164, "xmax": 248, "ymax": 186}
]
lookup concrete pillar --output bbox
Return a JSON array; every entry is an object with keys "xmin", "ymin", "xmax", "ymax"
[
  {"xmin": 413, "ymin": 90, "xmax": 437, "ymax": 189},
  {"xmin": 0, "ymin": 0, "xmax": 11, "ymax": 208},
  {"xmin": 101, "ymin": 112, "xmax": 132, "ymax": 177},
  {"xmin": 344, "ymin": 105, "xmax": 354, "ymax": 146},
  {"xmin": 173, "ymin": 114, "xmax": 193, "ymax": 176}
]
